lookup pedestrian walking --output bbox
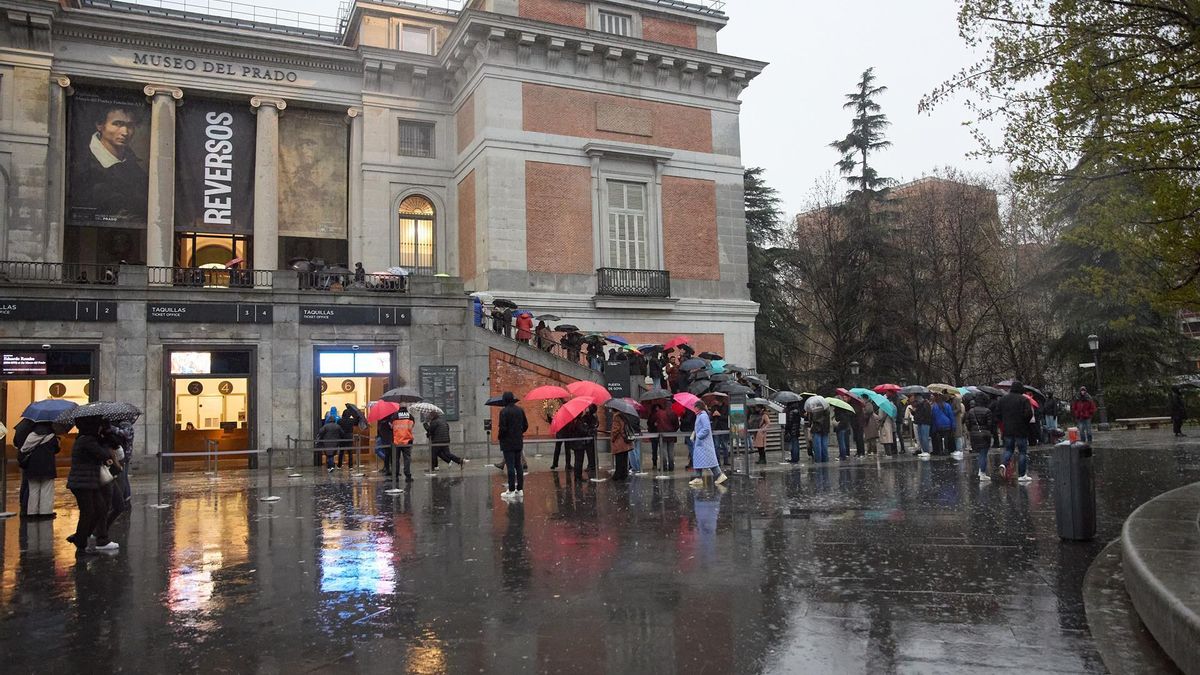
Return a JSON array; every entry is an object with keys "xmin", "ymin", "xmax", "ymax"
[
  {"xmin": 997, "ymin": 381, "xmax": 1035, "ymax": 482},
  {"xmin": 498, "ymin": 392, "xmax": 528, "ymax": 497},
  {"xmin": 316, "ymin": 419, "xmax": 345, "ymax": 472},
  {"xmin": 610, "ymin": 410, "xmax": 633, "ymax": 481},
  {"xmin": 337, "ymin": 403, "xmax": 362, "ymax": 468},
  {"xmin": 1170, "ymin": 386, "xmax": 1187, "ymax": 438},
  {"xmin": 711, "ymin": 399, "xmax": 731, "ymax": 466},
  {"xmin": 1071, "ymin": 386, "xmax": 1097, "ymax": 443},
  {"xmin": 688, "ymin": 401, "xmax": 727, "ymax": 488},
  {"xmin": 967, "ymin": 394, "xmax": 996, "ymax": 480},
  {"xmin": 105, "ymin": 421, "xmax": 134, "ymax": 529},
  {"xmin": 424, "ymin": 410, "xmax": 464, "ymax": 471},
  {"xmin": 65, "ymin": 416, "xmax": 119, "ymax": 554},
  {"xmin": 17, "ymin": 422, "xmax": 60, "ymax": 518},
  {"xmin": 650, "ymin": 401, "xmax": 678, "ymax": 471}
]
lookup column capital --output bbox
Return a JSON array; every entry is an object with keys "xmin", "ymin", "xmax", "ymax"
[
  {"xmin": 346, "ymin": 107, "xmax": 361, "ymax": 119},
  {"xmin": 143, "ymin": 84, "xmax": 183, "ymax": 100},
  {"xmin": 52, "ymin": 74, "xmax": 71, "ymax": 89},
  {"xmin": 250, "ymin": 96, "xmax": 287, "ymax": 111}
]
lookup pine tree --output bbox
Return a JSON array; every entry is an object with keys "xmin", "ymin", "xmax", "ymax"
[{"xmin": 831, "ymin": 67, "xmax": 893, "ymax": 205}]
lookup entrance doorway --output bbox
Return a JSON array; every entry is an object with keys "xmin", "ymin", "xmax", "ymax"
[
  {"xmin": 165, "ymin": 349, "xmax": 255, "ymax": 470},
  {"xmin": 314, "ymin": 349, "xmax": 394, "ymax": 466},
  {"xmin": 0, "ymin": 348, "xmax": 97, "ymax": 475}
]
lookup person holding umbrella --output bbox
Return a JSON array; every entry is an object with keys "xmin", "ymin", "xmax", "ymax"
[
  {"xmin": 967, "ymin": 394, "xmax": 996, "ymax": 480},
  {"xmin": 688, "ymin": 400, "xmax": 727, "ymax": 488},
  {"xmin": 750, "ymin": 404, "xmax": 771, "ymax": 464},
  {"xmin": 15, "ymin": 398, "xmax": 76, "ymax": 516},
  {"xmin": 1170, "ymin": 386, "xmax": 1187, "ymax": 438},
  {"xmin": 608, "ymin": 404, "xmax": 633, "ymax": 481},
  {"xmin": 17, "ymin": 421, "xmax": 61, "ymax": 518},
  {"xmin": 833, "ymin": 400, "xmax": 853, "ymax": 460},
  {"xmin": 648, "ymin": 398, "xmax": 678, "ymax": 471},
  {"xmin": 997, "ymin": 381, "xmax": 1035, "ymax": 482},
  {"xmin": 783, "ymin": 402, "xmax": 804, "ymax": 463},
  {"xmin": 931, "ymin": 393, "xmax": 956, "ymax": 457},
  {"xmin": 498, "ymin": 392, "xmax": 528, "ymax": 498},
  {"xmin": 65, "ymin": 415, "xmax": 120, "ymax": 554},
  {"xmin": 807, "ymin": 401, "xmax": 831, "ymax": 463},
  {"xmin": 316, "ymin": 417, "xmax": 346, "ymax": 472},
  {"xmin": 912, "ymin": 394, "xmax": 933, "ymax": 458},
  {"xmin": 337, "ymin": 403, "xmax": 363, "ymax": 468}
]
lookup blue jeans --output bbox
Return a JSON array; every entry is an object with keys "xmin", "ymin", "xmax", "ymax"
[
  {"xmin": 836, "ymin": 429, "xmax": 851, "ymax": 459},
  {"xmin": 1001, "ymin": 435, "xmax": 1029, "ymax": 477},
  {"xmin": 917, "ymin": 424, "xmax": 932, "ymax": 454},
  {"xmin": 715, "ymin": 434, "xmax": 730, "ymax": 465},
  {"xmin": 686, "ymin": 438, "xmax": 694, "ymax": 467},
  {"xmin": 811, "ymin": 433, "xmax": 829, "ymax": 462},
  {"xmin": 977, "ymin": 444, "xmax": 990, "ymax": 474},
  {"xmin": 786, "ymin": 436, "xmax": 801, "ymax": 463},
  {"xmin": 629, "ymin": 439, "xmax": 642, "ymax": 473},
  {"xmin": 1078, "ymin": 419, "xmax": 1093, "ymax": 443}
]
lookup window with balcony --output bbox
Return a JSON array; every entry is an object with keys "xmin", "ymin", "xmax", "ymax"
[
  {"xmin": 398, "ymin": 195, "xmax": 435, "ymax": 274},
  {"xmin": 598, "ymin": 10, "xmax": 632, "ymax": 36},
  {"xmin": 606, "ymin": 180, "xmax": 649, "ymax": 270},
  {"xmin": 399, "ymin": 24, "xmax": 434, "ymax": 54},
  {"xmin": 398, "ymin": 120, "xmax": 435, "ymax": 158}
]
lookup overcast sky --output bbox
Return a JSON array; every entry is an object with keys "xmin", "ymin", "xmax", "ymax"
[{"xmin": 187, "ymin": 0, "xmax": 1003, "ymax": 218}]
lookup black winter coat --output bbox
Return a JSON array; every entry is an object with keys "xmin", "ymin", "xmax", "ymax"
[
  {"xmin": 66, "ymin": 434, "xmax": 112, "ymax": 490},
  {"xmin": 425, "ymin": 417, "xmax": 451, "ymax": 446},
  {"xmin": 498, "ymin": 403, "xmax": 529, "ymax": 452},
  {"xmin": 18, "ymin": 432, "xmax": 60, "ymax": 480},
  {"xmin": 996, "ymin": 392, "xmax": 1033, "ymax": 436},
  {"xmin": 912, "ymin": 400, "xmax": 933, "ymax": 425}
]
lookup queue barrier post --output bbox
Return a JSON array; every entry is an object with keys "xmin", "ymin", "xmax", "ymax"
[
  {"xmin": 287, "ymin": 438, "xmax": 303, "ymax": 478},
  {"xmin": 385, "ymin": 442, "xmax": 403, "ymax": 495},
  {"xmin": 260, "ymin": 447, "xmax": 280, "ymax": 502},
  {"xmin": 148, "ymin": 450, "xmax": 170, "ymax": 509},
  {"xmin": 0, "ymin": 445, "xmax": 15, "ymax": 518}
]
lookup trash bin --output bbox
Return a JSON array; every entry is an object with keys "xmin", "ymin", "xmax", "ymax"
[{"xmin": 1051, "ymin": 441, "xmax": 1096, "ymax": 540}]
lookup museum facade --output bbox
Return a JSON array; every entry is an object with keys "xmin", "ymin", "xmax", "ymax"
[{"xmin": 0, "ymin": 0, "xmax": 763, "ymax": 462}]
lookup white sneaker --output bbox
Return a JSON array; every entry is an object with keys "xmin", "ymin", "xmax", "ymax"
[
  {"xmin": 715, "ymin": 473, "xmax": 728, "ymax": 486},
  {"xmin": 516, "ymin": 490, "xmax": 524, "ymax": 498},
  {"xmin": 501, "ymin": 490, "xmax": 514, "ymax": 499},
  {"xmin": 978, "ymin": 471, "xmax": 989, "ymax": 482},
  {"xmin": 92, "ymin": 542, "xmax": 119, "ymax": 553},
  {"xmin": 951, "ymin": 451, "xmax": 964, "ymax": 460},
  {"xmin": 1017, "ymin": 474, "xmax": 1033, "ymax": 483},
  {"xmin": 998, "ymin": 464, "xmax": 1007, "ymax": 479},
  {"xmin": 688, "ymin": 478, "xmax": 704, "ymax": 488},
  {"xmin": 918, "ymin": 453, "xmax": 930, "ymax": 460}
]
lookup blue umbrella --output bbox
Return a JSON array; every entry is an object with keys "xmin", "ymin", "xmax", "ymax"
[
  {"xmin": 849, "ymin": 388, "xmax": 896, "ymax": 418},
  {"xmin": 606, "ymin": 335, "xmax": 629, "ymax": 346},
  {"xmin": 21, "ymin": 398, "xmax": 78, "ymax": 422},
  {"xmin": 711, "ymin": 359, "xmax": 727, "ymax": 374}
]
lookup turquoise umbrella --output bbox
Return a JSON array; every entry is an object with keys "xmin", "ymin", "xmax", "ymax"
[
  {"xmin": 711, "ymin": 359, "xmax": 727, "ymax": 374},
  {"xmin": 850, "ymin": 388, "xmax": 896, "ymax": 418}
]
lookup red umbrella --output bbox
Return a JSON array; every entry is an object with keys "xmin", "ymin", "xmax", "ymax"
[
  {"xmin": 1023, "ymin": 393, "xmax": 1040, "ymax": 409},
  {"xmin": 663, "ymin": 336, "xmax": 691, "ymax": 351},
  {"xmin": 836, "ymin": 387, "xmax": 865, "ymax": 406},
  {"xmin": 673, "ymin": 392, "xmax": 701, "ymax": 413},
  {"xmin": 525, "ymin": 385, "xmax": 571, "ymax": 401},
  {"xmin": 367, "ymin": 400, "xmax": 400, "ymax": 423},
  {"xmin": 550, "ymin": 397, "xmax": 595, "ymax": 435},
  {"xmin": 567, "ymin": 380, "xmax": 611, "ymax": 404},
  {"xmin": 873, "ymin": 384, "xmax": 901, "ymax": 394}
]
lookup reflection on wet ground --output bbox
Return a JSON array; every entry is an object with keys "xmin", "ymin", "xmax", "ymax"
[{"xmin": 2, "ymin": 436, "xmax": 1199, "ymax": 673}]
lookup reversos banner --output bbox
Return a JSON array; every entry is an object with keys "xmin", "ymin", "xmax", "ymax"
[{"xmin": 175, "ymin": 100, "xmax": 256, "ymax": 232}]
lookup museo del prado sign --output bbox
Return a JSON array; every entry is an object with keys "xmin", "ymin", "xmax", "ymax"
[{"xmin": 132, "ymin": 51, "xmax": 300, "ymax": 82}]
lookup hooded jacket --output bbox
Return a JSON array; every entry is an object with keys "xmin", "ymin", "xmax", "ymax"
[
  {"xmin": 498, "ymin": 392, "xmax": 528, "ymax": 452},
  {"xmin": 18, "ymin": 427, "xmax": 59, "ymax": 480},
  {"xmin": 1071, "ymin": 394, "xmax": 1097, "ymax": 421},
  {"xmin": 997, "ymin": 382, "xmax": 1035, "ymax": 434}
]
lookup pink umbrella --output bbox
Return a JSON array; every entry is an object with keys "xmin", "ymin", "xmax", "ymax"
[
  {"xmin": 663, "ymin": 336, "xmax": 691, "ymax": 351},
  {"xmin": 567, "ymin": 380, "xmax": 611, "ymax": 404},
  {"xmin": 367, "ymin": 401, "xmax": 400, "ymax": 424},
  {"xmin": 526, "ymin": 385, "xmax": 572, "ymax": 401},
  {"xmin": 550, "ymin": 397, "xmax": 595, "ymax": 435},
  {"xmin": 621, "ymin": 397, "xmax": 647, "ymax": 418},
  {"xmin": 673, "ymin": 392, "xmax": 701, "ymax": 413},
  {"xmin": 1024, "ymin": 393, "xmax": 1040, "ymax": 409}
]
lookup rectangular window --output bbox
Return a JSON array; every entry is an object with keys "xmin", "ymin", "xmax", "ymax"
[
  {"xmin": 598, "ymin": 11, "xmax": 632, "ymax": 36},
  {"xmin": 398, "ymin": 120, "xmax": 435, "ymax": 158},
  {"xmin": 400, "ymin": 25, "xmax": 433, "ymax": 54},
  {"xmin": 607, "ymin": 180, "xmax": 649, "ymax": 269}
]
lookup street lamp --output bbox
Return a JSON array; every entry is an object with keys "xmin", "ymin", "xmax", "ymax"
[
  {"xmin": 850, "ymin": 360, "xmax": 860, "ymax": 386},
  {"xmin": 1087, "ymin": 334, "xmax": 1110, "ymax": 431}
]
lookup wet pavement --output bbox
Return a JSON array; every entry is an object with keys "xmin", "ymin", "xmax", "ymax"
[{"xmin": 3, "ymin": 432, "xmax": 1199, "ymax": 674}]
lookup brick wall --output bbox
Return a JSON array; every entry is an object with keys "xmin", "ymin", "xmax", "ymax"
[
  {"xmin": 642, "ymin": 15, "xmax": 698, "ymax": 49},
  {"xmin": 526, "ymin": 161, "xmax": 593, "ymax": 274},
  {"xmin": 523, "ymin": 83, "xmax": 713, "ymax": 154},
  {"xmin": 489, "ymin": 349, "xmax": 586, "ymax": 440},
  {"xmin": 517, "ymin": 0, "xmax": 586, "ymax": 28},
  {"xmin": 456, "ymin": 93, "xmax": 475, "ymax": 154},
  {"xmin": 662, "ymin": 176, "xmax": 719, "ymax": 280},
  {"xmin": 458, "ymin": 170, "xmax": 476, "ymax": 281}
]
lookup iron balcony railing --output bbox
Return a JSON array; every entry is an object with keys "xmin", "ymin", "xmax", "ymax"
[
  {"xmin": 148, "ymin": 266, "xmax": 272, "ymax": 289},
  {"xmin": 298, "ymin": 270, "xmax": 409, "ymax": 293},
  {"xmin": 596, "ymin": 267, "xmax": 671, "ymax": 298},
  {"xmin": 0, "ymin": 261, "xmax": 119, "ymax": 285}
]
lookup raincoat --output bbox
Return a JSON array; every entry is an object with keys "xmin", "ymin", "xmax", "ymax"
[
  {"xmin": 610, "ymin": 414, "xmax": 632, "ymax": 454},
  {"xmin": 691, "ymin": 411, "xmax": 719, "ymax": 470},
  {"xmin": 752, "ymin": 409, "xmax": 770, "ymax": 449}
]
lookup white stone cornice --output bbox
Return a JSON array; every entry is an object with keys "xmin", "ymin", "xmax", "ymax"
[{"xmin": 584, "ymin": 141, "xmax": 673, "ymax": 164}]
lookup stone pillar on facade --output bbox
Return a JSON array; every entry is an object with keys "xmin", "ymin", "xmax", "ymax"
[
  {"xmin": 143, "ymin": 85, "xmax": 183, "ymax": 268},
  {"xmin": 346, "ymin": 107, "xmax": 363, "ymax": 269},
  {"xmin": 45, "ymin": 74, "xmax": 72, "ymax": 263},
  {"xmin": 250, "ymin": 96, "xmax": 286, "ymax": 272}
]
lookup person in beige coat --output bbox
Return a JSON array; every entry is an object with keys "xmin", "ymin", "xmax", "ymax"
[
  {"xmin": 864, "ymin": 407, "xmax": 882, "ymax": 455},
  {"xmin": 877, "ymin": 406, "xmax": 897, "ymax": 456},
  {"xmin": 752, "ymin": 407, "xmax": 771, "ymax": 464},
  {"xmin": 952, "ymin": 395, "xmax": 967, "ymax": 459}
]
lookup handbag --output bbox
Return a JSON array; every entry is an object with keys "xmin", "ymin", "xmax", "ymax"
[{"xmin": 98, "ymin": 464, "xmax": 115, "ymax": 486}]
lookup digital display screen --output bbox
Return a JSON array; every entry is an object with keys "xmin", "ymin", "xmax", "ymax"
[
  {"xmin": 170, "ymin": 352, "xmax": 212, "ymax": 375},
  {"xmin": 2, "ymin": 352, "xmax": 47, "ymax": 375}
]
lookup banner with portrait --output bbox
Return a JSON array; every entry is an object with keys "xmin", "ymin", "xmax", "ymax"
[
  {"xmin": 174, "ymin": 100, "xmax": 256, "ymax": 233},
  {"xmin": 278, "ymin": 109, "xmax": 347, "ymax": 239},
  {"xmin": 67, "ymin": 87, "xmax": 152, "ymax": 227}
]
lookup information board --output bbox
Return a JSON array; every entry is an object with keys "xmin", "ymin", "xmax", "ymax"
[
  {"xmin": 0, "ymin": 299, "xmax": 117, "ymax": 322},
  {"xmin": 419, "ymin": 365, "xmax": 460, "ymax": 421},
  {"xmin": 300, "ymin": 305, "xmax": 411, "ymax": 325},
  {"xmin": 604, "ymin": 360, "xmax": 631, "ymax": 399},
  {"xmin": 146, "ymin": 302, "xmax": 272, "ymax": 323}
]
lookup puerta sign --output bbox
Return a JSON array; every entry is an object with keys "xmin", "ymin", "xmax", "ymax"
[
  {"xmin": 146, "ymin": 303, "xmax": 273, "ymax": 323},
  {"xmin": 175, "ymin": 100, "xmax": 256, "ymax": 233},
  {"xmin": 299, "ymin": 305, "xmax": 411, "ymax": 326},
  {"xmin": 604, "ymin": 360, "xmax": 631, "ymax": 399},
  {"xmin": 419, "ymin": 366, "xmax": 460, "ymax": 421},
  {"xmin": 0, "ymin": 299, "xmax": 117, "ymax": 322}
]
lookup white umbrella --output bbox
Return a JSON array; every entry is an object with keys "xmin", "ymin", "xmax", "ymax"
[
  {"xmin": 469, "ymin": 291, "xmax": 495, "ymax": 305},
  {"xmin": 804, "ymin": 395, "xmax": 829, "ymax": 413},
  {"xmin": 408, "ymin": 402, "xmax": 443, "ymax": 418}
]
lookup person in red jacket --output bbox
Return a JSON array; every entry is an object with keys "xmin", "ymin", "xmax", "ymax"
[
  {"xmin": 1071, "ymin": 387, "xmax": 1098, "ymax": 443},
  {"xmin": 515, "ymin": 311, "xmax": 534, "ymax": 344}
]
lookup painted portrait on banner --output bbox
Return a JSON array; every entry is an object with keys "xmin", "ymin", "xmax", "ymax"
[
  {"xmin": 278, "ymin": 109, "xmax": 347, "ymax": 239},
  {"xmin": 67, "ymin": 87, "xmax": 151, "ymax": 227}
]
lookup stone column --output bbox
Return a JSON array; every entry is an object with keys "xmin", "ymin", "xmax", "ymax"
[
  {"xmin": 144, "ymin": 85, "xmax": 183, "ymax": 268},
  {"xmin": 251, "ymin": 96, "xmax": 286, "ymax": 272},
  {"xmin": 346, "ymin": 107, "xmax": 363, "ymax": 268},
  {"xmin": 45, "ymin": 75, "xmax": 72, "ymax": 263}
]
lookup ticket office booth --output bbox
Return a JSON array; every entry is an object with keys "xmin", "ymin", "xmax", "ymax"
[
  {"xmin": 165, "ymin": 348, "xmax": 256, "ymax": 471},
  {"xmin": 313, "ymin": 347, "xmax": 395, "ymax": 465},
  {"xmin": 0, "ymin": 347, "xmax": 97, "ymax": 473}
]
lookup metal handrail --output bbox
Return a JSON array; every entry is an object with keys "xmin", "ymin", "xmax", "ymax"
[
  {"xmin": 596, "ymin": 267, "xmax": 671, "ymax": 298},
  {"xmin": 85, "ymin": 0, "xmax": 343, "ymax": 38},
  {"xmin": 298, "ymin": 270, "xmax": 408, "ymax": 293},
  {"xmin": 0, "ymin": 260, "xmax": 119, "ymax": 285},
  {"xmin": 148, "ymin": 266, "xmax": 272, "ymax": 289}
]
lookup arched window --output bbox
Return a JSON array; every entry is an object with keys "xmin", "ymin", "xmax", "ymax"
[{"xmin": 398, "ymin": 195, "xmax": 435, "ymax": 274}]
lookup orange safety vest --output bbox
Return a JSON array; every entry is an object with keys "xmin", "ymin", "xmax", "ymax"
[{"xmin": 391, "ymin": 412, "xmax": 414, "ymax": 446}]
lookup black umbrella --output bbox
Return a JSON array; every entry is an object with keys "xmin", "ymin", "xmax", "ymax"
[
  {"xmin": 1022, "ymin": 385, "xmax": 1047, "ymax": 401},
  {"xmin": 689, "ymin": 380, "xmax": 714, "ymax": 396},
  {"xmin": 716, "ymin": 382, "xmax": 754, "ymax": 396},
  {"xmin": 710, "ymin": 374, "xmax": 732, "ymax": 383},
  {"xmin": 698, "ymin": 351, "xmax": 723, "ymax": 360},
  {"xmin": 493, "ymin": 298, "xmax": 518, "ymax": 309},
  {"xmin": 773, "ymin": 391, "xmax": 802, "ymax": 404},
  {"xmin": 555, "ymin": 324, "xmax": 579, "ymax": 333},
  {"xmin": 640, "ymin": 388, "xmax": 672, "ymax": 401},
  {"xmin": 55, "ymin": 401, "xmax": 142, "ymax": 426},
  {"xmin": 638, "ymin": 344, "xmax": 664, "ymax": 353},
  {"xmin": 723, "ymin": 364, "xmax": 749, "ymax": 374},
  {"xmin": 745, "ymin": 375, "xmax": 764, "ymax": 386},
  {"xmin": 346, "ymin": 403, "xmax": 368, "ymax": 430},
  {"xmin": 977, "ymin": 385, "xmax": 1006, "ymax": 397},
  {"xmin": 381, "ymin": 387, "xmax": 423, "ymax": 403},
  {"xmin": 900, "ymin": 385, "xmax": 931, "ymax": 396},
  {"xmin": 680, "ymin": 358, "xmax": 707, "ymax": 371},
  {"xmin": 604, "ymin": 398, "xmax": 640, "ymax": 418},
  {"xmin": 485, "ymin": 395, "xmax": 506, "ymax": 407},
  {"xmin": 535, "ymin": 314, "xmax": 561, "ymax": 321},
  {"xmin": 689, "ymin": 370, "xmax": 712, "ymax": 382}
]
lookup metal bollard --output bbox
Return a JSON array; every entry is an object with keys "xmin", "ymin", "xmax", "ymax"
[
  {"xmin": 0, "ymin": 445, "xmax": 15, "ymax": 518},
  {"xmin": 260, "ymin": 448, "xmax": 280, "ymax": 502},
  {"xmin": 148, "ymin": 450, "xmax": 170, "ymax": 509},
  {"xmin": 385, "ymin": 442, "xmax": 403, "ymax": 495}
]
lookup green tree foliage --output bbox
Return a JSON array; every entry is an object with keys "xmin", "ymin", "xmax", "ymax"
[
  {"xmin": 831, "ymin": 67, "xmax": 893, "ymax": 201},
  {"xmin": 744, "ymin": 167, "xmax": 803, "ymax": 388}
]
